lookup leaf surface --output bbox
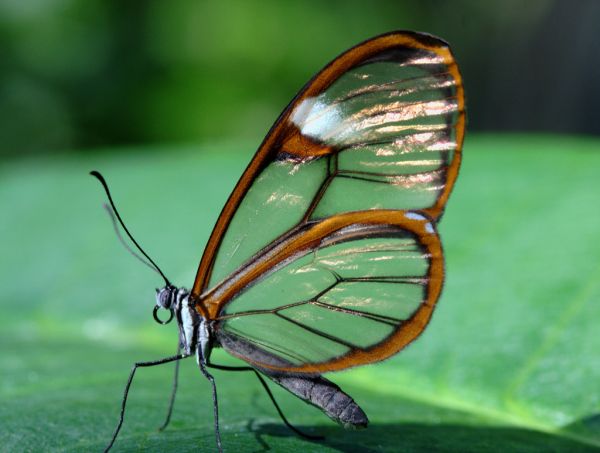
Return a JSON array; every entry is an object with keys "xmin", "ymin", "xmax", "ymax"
[{"xmin": 1, "ymin": 135, "xmax": 599, "ymax": 452}]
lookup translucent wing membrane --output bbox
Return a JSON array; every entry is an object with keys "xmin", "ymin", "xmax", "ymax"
[
  {"xmin": 203, "ymin": 212, "xmax": 443, "ymax": 373},
  {"xmin": 218, "ymin": 235, "xmax": 429, "ymax": 368},
  {"xmin": 192, "ymin": 32, "xmax": 463, "ymax": 373}
]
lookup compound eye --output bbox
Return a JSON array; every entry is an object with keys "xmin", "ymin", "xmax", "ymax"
[
  {"xmin": 153, "ymin": 305, "xmax": 174, "ymax": 325},
  {"xmin": 156, "ymin": 288, "xmax": 172, "ymax": 309}
]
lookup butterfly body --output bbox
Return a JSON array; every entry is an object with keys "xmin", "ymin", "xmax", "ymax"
[
  {"xmin": 95, "ymin": 30, "xmax": 464, "ymax": 452},
  {"xmin": 155, "ymin": 284, "xmax": 370, "ymax": 429}
]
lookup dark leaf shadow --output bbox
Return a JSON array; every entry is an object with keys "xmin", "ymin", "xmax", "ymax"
[
  {"xmin": 248, "ymin": 421, "xmax": 599, "ymax": 453},
  {"xmin": 563, "ymin": 413, "xmax": 600, "ymax": 445}
]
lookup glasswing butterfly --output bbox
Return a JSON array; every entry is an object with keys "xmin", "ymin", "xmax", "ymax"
[{"xmin": 91, "ymin": 30, "xmax": 465, "ymax": 452}]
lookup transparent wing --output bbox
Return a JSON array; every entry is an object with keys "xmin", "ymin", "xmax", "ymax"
[
  {"xmin": 192, "ymin": 31, "xmax": 464, "ymax": 295},
  {"xmin": 203, "ymin": 211, "xmax": 443, "ymax": 374}
]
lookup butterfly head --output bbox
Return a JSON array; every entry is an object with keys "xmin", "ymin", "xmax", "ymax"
[{"xmin": 153, "ymin": 285, "xmax": 178, "ymax": 324}]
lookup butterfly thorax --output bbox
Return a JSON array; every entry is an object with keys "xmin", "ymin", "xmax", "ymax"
[{"xmin": 155, "ymin": 286, "xmax": 212, "ymax": 359}]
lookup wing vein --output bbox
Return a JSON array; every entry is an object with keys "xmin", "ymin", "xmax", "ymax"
[
  {"xmin": 275, "ymin": 312, "xmax": 359, "ymax": 350},
  {"xmin": 309, "ymin": 300, "xmax": 402, "ymax": 326}
]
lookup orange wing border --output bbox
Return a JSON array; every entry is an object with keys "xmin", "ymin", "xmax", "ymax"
[
  {"xmin": 207, "ymin": 210, "xmax": 443, "ymax": 373},
  {"xmin": 192, "ymin": 31, "xmax": 465, "ymax": 300}
]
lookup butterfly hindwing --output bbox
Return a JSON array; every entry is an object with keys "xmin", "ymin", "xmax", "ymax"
[{"xmin": 203, "ymin": 211, "xmax": 442, "ymax": 373}]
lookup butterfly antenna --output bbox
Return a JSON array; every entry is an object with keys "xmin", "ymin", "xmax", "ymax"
[
  {"xmin": 90, "ymin": 171, "xmax": 172, "ymax": 287},
  {"xmin": 102, "ymin": 203, "xmax": 158, "ymax": 274}
]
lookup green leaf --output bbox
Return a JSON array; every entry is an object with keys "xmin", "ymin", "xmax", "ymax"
[{"xmin": 1, "ymin": 134, "xmax": 599, "ymax": 452}]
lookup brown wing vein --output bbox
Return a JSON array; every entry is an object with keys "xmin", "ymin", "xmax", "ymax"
[{"xmin": 275, "ymin": 312, "xmax": 359, "ymax": 349}]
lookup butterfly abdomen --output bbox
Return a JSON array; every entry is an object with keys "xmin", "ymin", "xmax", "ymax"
[
  {"xmin": 266, "ymin": 373, "xmax": 368, "ymax": 429},
  {"xmin": 218, "ymin": 328, "xmax": 369, "ymax": 428}
]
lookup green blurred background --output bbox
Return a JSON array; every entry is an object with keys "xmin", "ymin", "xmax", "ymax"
[
  {"xmin": 2, "ymin": 1, "xmax": 600, "ymax": 452},
  {"xmin": 2, "ymin": 0, "xmax": 600, "ymax": 158}
]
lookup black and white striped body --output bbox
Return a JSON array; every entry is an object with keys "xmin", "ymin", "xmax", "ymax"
[
  {"xmin": 156, "ymin": 286, "xmax": 211, "ymax": 360},
  {"xmin": 155, "ymin": 285, "xmax": 368, "ymax": 429}
]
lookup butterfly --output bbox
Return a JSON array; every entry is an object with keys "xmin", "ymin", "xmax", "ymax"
[{"xmin": 92, "ymin": 30, "xmax": 464, "ymax": 452}]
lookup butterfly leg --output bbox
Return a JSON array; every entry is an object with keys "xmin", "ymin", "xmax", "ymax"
[
  {"xmin": 158, "ymin": 344, "xmax": 182, "ymax": 431},
  {"xmin": 207, "ymin": 361, "xmax": 324, "ymax": 441},
  {"xmin": 196, "ymin": 348, "xmax": 223, "ymax": 453},
  {"xmin": 104, "ymin": 353, "xmax": 187, "ymax": 453}
]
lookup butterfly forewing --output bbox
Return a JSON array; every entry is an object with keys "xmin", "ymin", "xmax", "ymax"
[
  {"xmin": 192, "ymin": 31, "xmax": 464, "ymax": 373},
  {"xmin": 195, "ymin": 32, "xmax": 463, "ymax": 291}
]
